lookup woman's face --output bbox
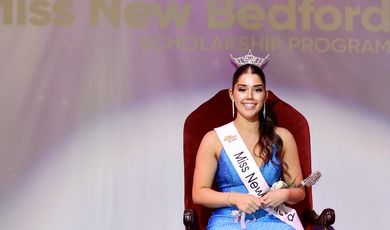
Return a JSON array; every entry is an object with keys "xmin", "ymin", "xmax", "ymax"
[{"xmin": 230, "ymin": 72, "xmax": 267, "ymax": 121}]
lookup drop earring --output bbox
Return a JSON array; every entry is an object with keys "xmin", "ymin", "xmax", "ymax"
[
  {"xmin": 263, "ymin": 102, "xmax": 266, "ymax": 119},
  {"xmin": 232, "ymin": 100, "xmax": 235, "ymax": 118}
]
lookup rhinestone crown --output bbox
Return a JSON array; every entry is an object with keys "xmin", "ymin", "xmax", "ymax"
[{"xmin": 230, "ymin": 50, "xmax": 270, "ymax": 69}]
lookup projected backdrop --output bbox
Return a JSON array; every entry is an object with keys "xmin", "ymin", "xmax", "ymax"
[{"xmin": 0, "ymin": 1, "xmax": 389, "ymax": 229}]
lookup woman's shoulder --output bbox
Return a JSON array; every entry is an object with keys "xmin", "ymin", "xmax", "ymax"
[
  {"xmin": 275, "ymin": 126, "xmax": 295, "ymax": 141},
  {"xmin": 275, "ymin": 127, "xmax": 298, "ymax": 152},
  {"xmin": 202, "ymin": 130, "xmax": 221, "ymax": 145},
  {"xmin": 200, "ymin": 130, "xmax": 223, "ymax": 153}
]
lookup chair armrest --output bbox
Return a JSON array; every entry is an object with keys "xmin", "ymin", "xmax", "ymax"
[
  {"xmin": 303, "ymin": 208, "xmax": 335, "ymax": 229},
  {"xmin": 183, "ymin": 209, "xmax": 195, "ymax": 230}
]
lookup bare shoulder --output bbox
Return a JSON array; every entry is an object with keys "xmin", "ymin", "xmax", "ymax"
[
  {"xmin": 202, "ymin": 129, "xmax": 219, "ymax": 142},
  {"xmin": 199, "ymin": 130, "xmax": 223, "ymax": 156},
  {"xmin": 275, "ymin": 126, "xmax": 298, "ymax": 155},
  {"xmin": 275, "ymin": 126, "xmax": 295, "ymax": 141}
]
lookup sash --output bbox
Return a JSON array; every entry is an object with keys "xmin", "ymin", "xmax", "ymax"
[{"xmin": 215, "ymin": 122, "xmax": 303, "ymax": 230}]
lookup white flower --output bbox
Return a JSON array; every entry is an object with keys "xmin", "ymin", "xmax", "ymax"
[
  {"xmin": 231, "ymin": 210, "xmax": 241, "ymax": 217},
  {"xmin": 271, "ymin": 180, "xmax": 288, "ymax": 190}
]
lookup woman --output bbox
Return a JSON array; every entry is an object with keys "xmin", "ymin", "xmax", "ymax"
[{"xmin": 192, "ymin": 51, "xmax": 305, "ymax": 229}]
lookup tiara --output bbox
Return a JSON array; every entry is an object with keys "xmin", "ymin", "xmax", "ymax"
[{"xmin": 230, "ymin": 50, "xmax": 270, "ymax": 69}]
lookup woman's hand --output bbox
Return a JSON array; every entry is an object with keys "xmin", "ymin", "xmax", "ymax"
[
  {"xmin": 230, "ymin": 193, "xmax": 262, "ymax": 214},
  {"xmin": 259, "ymin": 189, "xmax": 289, "ymax": 208}
]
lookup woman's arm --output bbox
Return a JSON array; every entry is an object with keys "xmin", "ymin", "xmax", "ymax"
[
  {"xmin": 260, "ymin": 127, "xmax": 305, "ymax": 207},
  {"xmin": 192, "ymin": 130, "xmax": 228, "ymax": 208},
  {"xmin": 279, "ymin": 127, "xmax": 305, "ymax": 204}
]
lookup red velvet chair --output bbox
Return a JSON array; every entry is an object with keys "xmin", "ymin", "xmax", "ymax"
[{"xmin": 183, "ymin": 89, "xmax": 335, "ymax": 230}]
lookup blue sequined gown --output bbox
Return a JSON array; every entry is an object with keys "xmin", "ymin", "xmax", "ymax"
[{"xmin": 207, "ymin": 148, "xmax": 294, "ymax": 230}]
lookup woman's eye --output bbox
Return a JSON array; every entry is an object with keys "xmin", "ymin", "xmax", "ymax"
[
  {"xmin": 255, "ymin": 88, "xmax": 263, "ymax": 92},
  {"xmin": 238, "ymin": 88, "xmax": 246, "ymax": 92}
]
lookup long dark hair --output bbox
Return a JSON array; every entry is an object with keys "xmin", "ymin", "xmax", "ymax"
[{"xmin": 232, "ymin": 64, "xmax": 285, "ymax": 168}]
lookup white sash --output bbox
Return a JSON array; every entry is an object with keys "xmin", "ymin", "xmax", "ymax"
[{"xmin": 215, "ymin": 122, "xmax": 303, "ymax": 230}]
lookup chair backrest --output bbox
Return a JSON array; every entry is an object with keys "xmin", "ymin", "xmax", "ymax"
[{"xmin": 183, "ymin": 89, "xmax": 313, "ymax": 230}]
